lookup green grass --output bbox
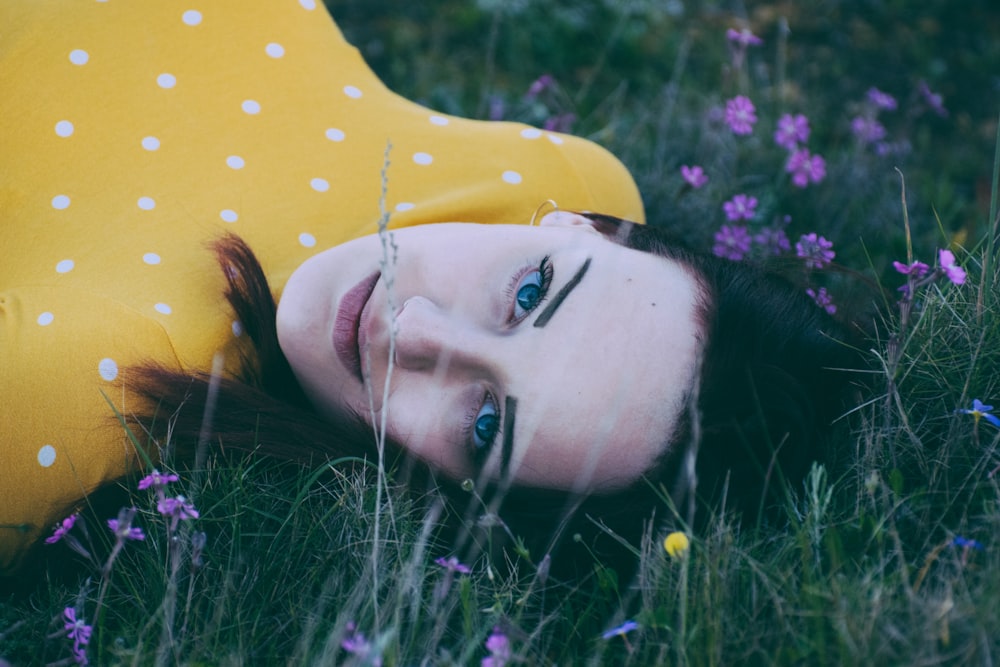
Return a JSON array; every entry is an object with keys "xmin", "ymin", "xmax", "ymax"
[{"xmin": 3, "ymin": 1, "xmax": 1000, "ymax": 664}]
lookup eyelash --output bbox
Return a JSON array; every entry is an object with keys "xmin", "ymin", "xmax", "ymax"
[
  {"xmin": 463, "ymin": 256, "xmax": 554, "ymax": 464},
  {"xmin": 504, "ymin": 255, "xmax": 554, "ymax": 324}
]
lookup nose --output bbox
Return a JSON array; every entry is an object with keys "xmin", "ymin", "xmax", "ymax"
[{"xmin": 392, "ymin": 295, "xmax": 486, "ymax": 373}]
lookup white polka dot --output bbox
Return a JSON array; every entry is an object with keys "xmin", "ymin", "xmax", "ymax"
[
  {"xmin": 520, "ymin": 128, "xmax": 543, "ymax": 139},
  {"xmin": 37, "ymin": 312, "xmax": 54, "ymax": 326},
  {"xmin": 429, "ymin": 115, "xmax": 450, "ymax": 126},
  {"xmin": 55, "ymin": 121, "xmax": 74, "ymax": 137},
  {"xmin": 220, "ymin": 209, "xmax": 239, "ymax": 223},
  {"xmin": 37, "ymin": 445, "xmax": 56, "ymax": 468},
  {"xmin": 52, "ymin": 195, "xmax": 71, "ymax": 210},
  {"xmin": 299, "ymin": 232, "xmax": 316, "ymax": 247},
  {"xmin": 182, "ymin": 9, "xmax": 202, "ymax": 25},
  {"xmin": 265, "ymin": 43, "xmax": 285, "ymax": 58},
  {"xmin": 226, "ymin": 155, "xmax": 245, "ymax": 170},
  {"xmin": 138, "ymin": 197, "xmax": 156, "ymax": 210},
  {"xmin": 395, "ymin": 202, "xmax": 415, "ymax": 212},
  {"xmin": 154, "ymin": 303, "xmax": 172, "ymax": 315},
  {"xmin": 98, "ymin": 358, "xmax": 118, "ymax": 381},
  {"xmin": 69, "ymin": 50, "xmax": 89, "ymax": 66},
  {"xmin": 325, "ymin": 128, "xmax": 345, "ymax": 142},
  {"xmin": 413, "ymin": 152, "xmax": 433, "ymax": 165},
  {"xmin": 55, "ymin": 259, "xmax": 74, "ymax": 274},
  {"xmin": 311, "ymin": 178, "xmax": 330, "ymax": 192},
  {"xmin": 232, "ymin": 321, "xmax": 244, "ymax": 337},
  {"xmin": 157, "ymin": 73, "xmax": 177, "ymax": 89},
  {"xmin": 299, "ymin": 0, "xmax": 317, "ymax": 9},
  {"xmin": 546, "ymin": 134, "xmax": 564, "ymax": 145},
  {"xmin": 242, "ymin": 100, "xmax": 261, "ymax": 114},
  {"xmin": 143, "ymin": 252, "xmax": 161, "ymax": 265},
  {"xmin": 502, "ymin": 170, "xmax": 523, "ymax": 184},
  {"xmin": 142, "ymin": 136, "xmax": 160, "ymax": 151},
  {"xmin": 343, "ymin": 85, "xmax": 362, "ymax": 99}
]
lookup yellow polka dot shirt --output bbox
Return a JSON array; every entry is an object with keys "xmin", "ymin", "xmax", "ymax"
[{"xmin": 0, "ymin": 0, "xmax": 644, "ymax": 572}]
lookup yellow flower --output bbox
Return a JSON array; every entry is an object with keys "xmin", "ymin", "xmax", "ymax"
[{"xmin": 663, "ymin": 531, "xmax": 690, "ymax": 558}]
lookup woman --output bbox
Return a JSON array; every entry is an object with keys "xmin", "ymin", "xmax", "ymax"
[{"xmin": 0, "ymin": 0, "xmax": 861, "ymax": 578}]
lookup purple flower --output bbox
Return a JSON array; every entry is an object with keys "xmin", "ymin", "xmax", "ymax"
[
  {"xmin": 341, "ymin": 622, "xmax": 382, "ymax": 667},
  {"xmin": 542, "ymin": 112, "xmax": 576, "ymax": 134},
  {"xmin": 488, "ymin": 95, "xmax": 505, "ymax": 121},
  {"xmin": 434, "ymin": 555, "xmax": 472, "ymax": 574},
  {"xmin": 45, "ymin": 514, "xmax": 78, "ymax": 545},
  {"xmin": 482, "ymin": 627, "xmax": 512, "ymax": 667},
  {"xmin": 866, "ymin": 87, "xmax": 898, "ymax": 111},
  {"xmin": 602, "ymin": 620, "xmax": 640, "ymax": 640},
  {"xmin": 918, "ymin": 80, "xmax": 948, "ymax": 117},
  {"xmin": 753, "ymin": 226, "xmax": 791, "ymax": 255},
  {"xmin": 157, "ymin": 495, "xmax": 200, "ymax": 521},
  {"xmin": 806, "ymin": 287, "xmax": 837, "ymax": 315},
  {"xmin": 713, "ymin": 225, "xmax": 752, "ymax": 261},
  {"xmin": 957, "ymin": 399, "xmax": 1000, "ymax": 428},
  {"xmin": 723, "ymin": 193, "xmax": 758, "ymax": 221},
  {"xmin": 680, "ymin": 164, "xmax": 708, "ymax": 188},
  {"xmin": 64, "ymin": 607, "xmax": 92, "ymax": 646},
  {"xmin": 138, "ymin": 469, "xmax": 180, "ymax": 491},
  {"xmin": 726, "ymin": 27, "xmax": 763, "ymax": 47},
  {"xmin": 108, "ymin": 515, "xmax": 146, "ymax": 542},
  {"xmin": 939, "ymin": 249, "xmax": 966, "ymax": 285},
  {"xmin": 851, "ymin": 116, "xmax": 886, "ymax": 144},
  {"xmin": 796, "ymin": 233, "xmax": 835, "ymax": 269},
  {"xmin": 725, "ymin": 96, "xmax": 757, "ymax": 135},
  {"xmin": 892, "ymin": 260, "xmax": 930, "ymax": 277},
  {"xmin": 526, "ymin": 74, "xmax": 554, "ymax": 99},
  {"xmin": 774, "ymin": 113, "xmax": 810, "ymax": 151},
  {"xmin": 785, "ymin": 148, "xmax": 826, "ymax": 188}
]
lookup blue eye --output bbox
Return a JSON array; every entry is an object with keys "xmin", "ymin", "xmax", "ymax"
[
  {"xmin": 512, "ymin": 257, "xmax": 553, "ymax": 322},
  {"xmin": 472, "ymin": 398, "xmax": 500, "ymax": 453}
]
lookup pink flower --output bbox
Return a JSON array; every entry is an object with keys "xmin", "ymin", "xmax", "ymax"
[
  {"xmin": 45, "ymin": 514, "xmax": 78, "ymax": 545},
  {"xmin": 680, "ymin": 164, "xmax": 708, "ymax": 189},
  {"xmin": 723, "ymin": 193, "xmax": 758, "ymax": 221},
  {"xmin": 725, "ymin": 96, "xmax": 757, "ymax": 135},
  {"xmin": 806, "ymin": 287, "xmax": 837, "ymax": 315},
  {"xmin": 713, "ymin": 225, "xmax": 752, "ymax": 261},
  {"xmin": 939, "ymin": 249, "xmax": 966, "ymax": 285},
  {"xmin": 796, "ymin": 233, "xmax": 835, "ymax": 269},
  {"xmin": 892, "ymin": 260, "xmax": 930, "ymax": 277},
  {"xmin": 785, "ymin": 148, "xmax": 826, "ymax": 187},
  {"xmin": 773, "ymin": 113, "xmax": 810, "ymax": 151},
  {"xmin": 726, "ymin": 27, "xmax": 763, "ymax": 47}
]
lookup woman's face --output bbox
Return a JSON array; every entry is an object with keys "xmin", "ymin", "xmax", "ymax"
[{"xmin": 277, "ymin": 214, "xmax": 703, "ymax": 492}]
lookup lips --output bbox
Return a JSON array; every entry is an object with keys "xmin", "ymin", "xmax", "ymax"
[{"xmin": 333, "ymin": 270, "xmax": 380, "ymax": 382}]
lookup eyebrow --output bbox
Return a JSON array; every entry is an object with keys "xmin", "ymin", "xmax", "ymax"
[
  {"xmin": 500, "ymin": 395, "xmax": 517, "ymax": 479},
  {"xmin": 533, "ymin": 257, "xmax": 591, "ymax": 328}
]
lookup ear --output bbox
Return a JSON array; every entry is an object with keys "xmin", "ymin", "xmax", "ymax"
[{"xmin": 538, "ymin": 210, "xmax": 602, "ymax": 233}]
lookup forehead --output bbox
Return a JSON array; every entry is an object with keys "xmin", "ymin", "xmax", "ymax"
[{"xmin": 498, "ymin": 238, "xmax": 704, "ymax": 491}]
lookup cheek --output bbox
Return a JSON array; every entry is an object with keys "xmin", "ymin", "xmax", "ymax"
[{"xmin": 379, "ymin": 392, "xmax": 468, "ymax": 479}]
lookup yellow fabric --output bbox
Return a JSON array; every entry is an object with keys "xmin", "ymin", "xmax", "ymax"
[{"xmin": 0, "ymin": 0, "xmax": 643, "ymax": 572}]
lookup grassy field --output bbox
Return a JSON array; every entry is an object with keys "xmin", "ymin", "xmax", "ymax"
[{"xmin": 3, "ymin": 0, "xmax": 1000, "ymax": 664}]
